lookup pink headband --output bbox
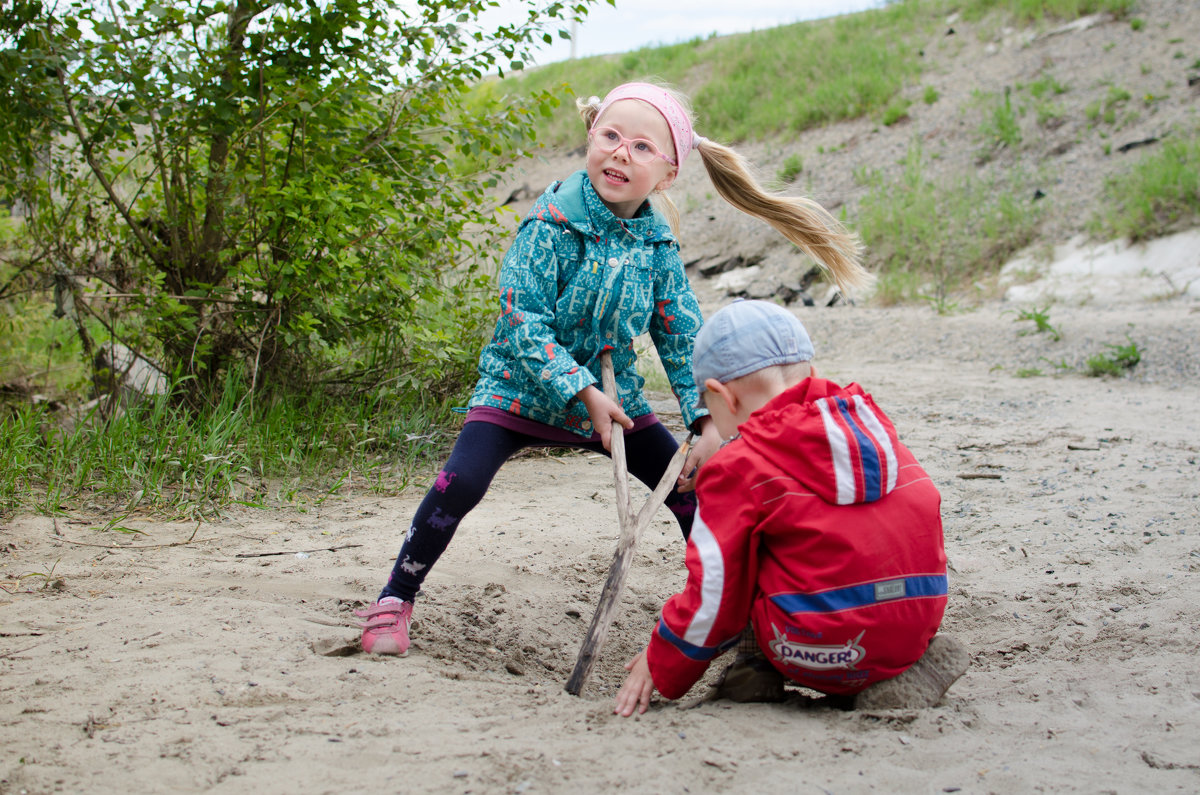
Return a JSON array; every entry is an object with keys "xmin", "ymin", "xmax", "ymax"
[{"xmin": 594, "ymin": 82, "xmax": 704, "ymax": 169}]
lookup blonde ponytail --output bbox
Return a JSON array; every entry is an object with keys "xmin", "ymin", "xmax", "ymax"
[
  {"xmin": 695, "ymin": 138, "xmax": 873, "ymax": 295},
  {"xmin": 576, "ymin": 95, "xmax": 602, "ymax": 130}
]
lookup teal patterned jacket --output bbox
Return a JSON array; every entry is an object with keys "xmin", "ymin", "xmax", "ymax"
[{"xmin": 468, "ymin": 170, "xmax": 707, "ymax": 438}]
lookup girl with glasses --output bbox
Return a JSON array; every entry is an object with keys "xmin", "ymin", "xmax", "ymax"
[{"xmin": 357, "ymin": 81, "xmax": 872, "ymax": 657}]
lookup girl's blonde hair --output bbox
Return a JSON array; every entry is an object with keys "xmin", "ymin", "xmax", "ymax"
[{"xmin": 577, "ymin": 86, "xmax": 873, "ymax": 295}]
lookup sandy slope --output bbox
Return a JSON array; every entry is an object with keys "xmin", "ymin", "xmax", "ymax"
[{"xmin": 3, "ymin": 294, "xmax": 1198, "ymax": 794}]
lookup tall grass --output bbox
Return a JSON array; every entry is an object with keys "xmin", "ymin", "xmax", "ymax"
[
  {"xmin": 0, "ymin": 375, "xmax": 457, "ymax": 518},
  {"xmin": 857, "ymin": 141, "xmax": 1043, "ymax": 304},
  {"xmin": 972, "ymin": 87, "xmax": 1024, "ymax": 161},
  {"xmin": 1090, "ymin": 130, "xmax": 1200, "ymax": 242},
  {"xmin": 692, "ymin": 3, "xmax": 932, "ymax": 141},
  {"xmin": 505, "ymin": 0, "xmax": 935, "ymax": 147}
]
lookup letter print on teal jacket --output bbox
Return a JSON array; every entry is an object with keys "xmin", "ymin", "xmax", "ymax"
[{"xmin": 469, "ymin": 170, "xmax": 707, "ymax": 437}]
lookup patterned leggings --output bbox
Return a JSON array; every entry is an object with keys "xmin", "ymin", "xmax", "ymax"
[{"xmin": 379, "ymin": 419, "xmax": 696, "ymax": 603}]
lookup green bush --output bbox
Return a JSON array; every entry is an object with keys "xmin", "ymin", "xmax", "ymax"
[{"xmin": 0, "ymin": 0, "xmax": 587, "ymax": 409}]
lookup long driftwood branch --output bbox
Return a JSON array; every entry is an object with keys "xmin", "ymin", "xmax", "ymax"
[{"xmin": 566, "ymin": 352, "xmax": 693, "ymax": 695}]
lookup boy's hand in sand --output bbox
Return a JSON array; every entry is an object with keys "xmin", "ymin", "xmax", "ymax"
[
  {"xmin": 579, "ymin": 384, "xmax": 633, "ymax": 451},
  {"xmin": 677, "ymin": 416, "xmax": 722, "ymax": 492},
  {"xmin": 614, "ymin": 650, "xmax": 656, "ymax": 717}
]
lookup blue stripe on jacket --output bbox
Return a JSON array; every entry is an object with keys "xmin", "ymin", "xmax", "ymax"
[
  {"xmin": 655, "ymin": 618, "xmax": 739, "ymax": 662},
  {"xmin": 770, "ymin": 574, "xmax": 948, "ymax": 615}
]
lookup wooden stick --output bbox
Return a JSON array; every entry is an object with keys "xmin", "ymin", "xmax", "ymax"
[
  {"xmin": 56, "ymin": 536, "xmax": 222, "ymax": 550},
  {"xmin": 564, "ymin": 437, "xmax": 692, "ymax": 695},
  {"xmin": 565, "ymin": 350, "xmax": 695, "ymax": 697},
  {"xmin": 599, "ymin": 352, "xmax": 633, "ymax": 527},
  {"xmin": 631, "ymin": 433, "xmax": 692, "ymax": 533},
  {"xmin": 235, "ymin": 544, "xmax": 363, "ymax": 558}
]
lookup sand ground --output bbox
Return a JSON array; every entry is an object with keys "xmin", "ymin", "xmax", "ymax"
[{"xmin": 3, "ymin": 282, "xmax": 1198, "ymax": 794}]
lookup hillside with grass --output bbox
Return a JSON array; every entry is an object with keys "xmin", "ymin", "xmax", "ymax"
[
  {"xmin": 1, "ymin": 0, "xmax": 1196, "ymax": 519},
  {"xmin": 495, "ymin": 0, "xmax": 1200, "ymax": 307}
]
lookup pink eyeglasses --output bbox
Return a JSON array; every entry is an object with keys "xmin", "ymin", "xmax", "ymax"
[{"xmin": 588, "ymin": 126, "xmax": 677, "ymax": 166}]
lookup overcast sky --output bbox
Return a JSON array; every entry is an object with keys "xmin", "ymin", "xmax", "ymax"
[{"xmin": 504, "ymin": 0, "xmax": 888, "ymax": 65}]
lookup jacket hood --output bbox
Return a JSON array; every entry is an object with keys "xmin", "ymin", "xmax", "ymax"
[
  {"xmin": 736, "ymin": 378, "xmax": 903, "ymax": 506},
  {"xmin": 524, "ymin": 170, "xmax": 676, "ymax": 245}
]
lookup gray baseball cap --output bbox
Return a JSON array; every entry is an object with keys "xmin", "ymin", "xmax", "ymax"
[{"xmin": 692, "ymin": 300, "xmax": 814, "ymax": 408}]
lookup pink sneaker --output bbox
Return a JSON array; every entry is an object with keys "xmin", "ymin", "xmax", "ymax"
[{"xmin": 355, "ymin": 597, "xmax": 413, "ymax": 655}]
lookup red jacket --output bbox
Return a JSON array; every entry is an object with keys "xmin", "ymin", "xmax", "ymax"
[{"xmin": 645, "ymin": 378, "xmax": 947, "ymax": 698}]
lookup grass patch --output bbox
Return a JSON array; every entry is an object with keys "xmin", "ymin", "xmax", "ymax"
[
  {"xmin": 857, "ymin": 141, "xmax": 1042, "ymax": 304},
  {"xmin": 1086, "ymin": 84, "xmax": 1132, "ymax": 126},
  {"xmin": 1027, "ymin": 73, "xmax": 1068, "ymax": 99},
  {"xmin": 692, "ymin": 6, "xmax": 929, "ymax": 141},
  {"xmin": 1028, "ymin": 73, "xmax": 1068, "ymax": 129},
  {"xmin": 0, "ymin": 378, "xmax": 458, "ymax": 518},
  {"xmin": 960, "ymin": 0, "xmax": 1135, "ymax": 22},
  {"xmin": 975, "ymin": 88, "xmax": 1023, "ymax": 154},
  {"xmin": 1090, "ymin": 131, "xmax": 1200, "ymax": 241},
  {"xmin": 634, "ymin": 337, "xmax": 672, "ymax": 394},
  {"xmin": 882, "ymin": 98, "xmax": 913, "ymax": 127},
  {"xmin": 0, "ymin": 305, "xmax": 91, "ymax": 399},
  {"xmin": 1011, "ymin": 305, "xmax": 1062, "ymax": 341},
  {"xmin": 1085, "ymin": 337, "xmax": 1141, "ymax": 377},
  {"xmin": 0, "ymin": 221, "xmax": 94, "ymax": 398},
  {"xmin": 776, "ymin": 153, "xmax": 804, "ymax": 185},
  {"xmin": 1035, "ymin": 102, "xmax": 1066, "ymax": 128}
]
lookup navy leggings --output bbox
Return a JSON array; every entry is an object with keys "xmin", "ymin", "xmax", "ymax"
[{"xmin": 379, "ymin": 419, "xmax": 696, "ymax": 603}]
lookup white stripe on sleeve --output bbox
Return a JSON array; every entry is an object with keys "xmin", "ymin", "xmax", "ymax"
[{"xmin": 683, "ymin": 508, "xmax": 726, "ymax": 648}]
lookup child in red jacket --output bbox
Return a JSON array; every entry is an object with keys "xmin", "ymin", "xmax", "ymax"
[{"xmin": 615, "ymin": 300, "xmax": 967, "ymax": 716}]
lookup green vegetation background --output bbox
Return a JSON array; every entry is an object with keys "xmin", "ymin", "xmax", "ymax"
[{"xmin": 2, "ymin": 0, "xmax": 1197, "ymax": 518}]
